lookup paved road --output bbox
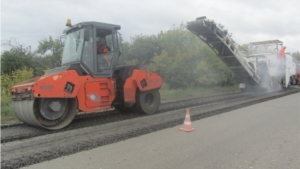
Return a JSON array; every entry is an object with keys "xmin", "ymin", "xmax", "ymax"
[{"xmin": 23, "ymin": 93, "xmax": 300, "ymax": 169}]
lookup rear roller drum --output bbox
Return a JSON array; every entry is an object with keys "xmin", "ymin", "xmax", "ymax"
[
  {"xmin": 134, "ymin": 89, "xmax": 160, "ymax": 114},
  {"xmin": 14, "ymin": 98, "xmax": 77, "ymax": 130}
]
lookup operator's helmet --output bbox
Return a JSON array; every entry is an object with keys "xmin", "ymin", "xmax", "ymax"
[{"xmin": 97, "ymin": 38, "xmax": 106, "ymax": 46}]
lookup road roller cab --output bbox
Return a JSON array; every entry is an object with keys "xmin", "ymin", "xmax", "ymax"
[{"xmin": 10, "ymin": 20, "xmax": 163, "ymax": 130}]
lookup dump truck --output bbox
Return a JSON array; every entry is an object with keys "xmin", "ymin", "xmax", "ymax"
[{"xmin": 10, "ymin": 20, "xmax": 163, "ymax": 130}]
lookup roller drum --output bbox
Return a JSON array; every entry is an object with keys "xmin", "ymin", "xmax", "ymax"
[
  {"xmin": 13, "ymin": 98, "xmax": 78, "ymax": 130},
  {"xmin": 14, "ymin": 100, "xmax": 41, "ymax": 127}
]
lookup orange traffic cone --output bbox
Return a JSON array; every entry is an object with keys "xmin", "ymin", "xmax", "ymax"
[{"xmin": 180, "ymin": 109, "xmax": 195, "ymax": 132}]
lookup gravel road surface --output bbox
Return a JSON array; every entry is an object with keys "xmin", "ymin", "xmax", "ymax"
[{"xmin": 22, "ymin": 93, "xmax": 300, "ymax": 169}]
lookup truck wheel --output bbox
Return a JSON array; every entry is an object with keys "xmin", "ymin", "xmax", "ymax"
[
  {"xmin": 134, "ymin": 89, "xmax": 160, "ymax": 114},
  {"xmin": 281, "ymin": 77, "xmax": 290, "ymax": 88},
  {"xmin": 292, "ymin": 77, "xmax": 296, "ymax": 85}
]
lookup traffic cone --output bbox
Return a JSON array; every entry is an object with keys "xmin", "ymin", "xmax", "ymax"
[{"xmin": 180, "ymin": 109, "xmax": 195, "ymax": 132}]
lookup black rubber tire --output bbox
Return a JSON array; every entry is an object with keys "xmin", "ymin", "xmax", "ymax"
[
  {"xmin": 281, "ymin": 77, "xmax": 290, "ymax": 89},
  {"xmin": 134, "ymin": 89, "xmax": 160, "ymax": 114},
  {"xmin": 291, "ymin": 77, "xmax": 296, "ymax": 85}
]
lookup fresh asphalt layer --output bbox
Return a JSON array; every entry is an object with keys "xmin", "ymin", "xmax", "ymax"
[{"xmin": 23, "ymin": 93, "xmax": 300, "ymax": 169}]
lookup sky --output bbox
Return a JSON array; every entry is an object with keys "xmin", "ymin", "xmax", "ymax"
[{"xmin": 1, "ymin": 0, "xmax": 300, "ymax": 53}]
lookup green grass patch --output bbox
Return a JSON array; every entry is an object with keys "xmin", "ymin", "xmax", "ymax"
[
  {"xmin": 160, "ymin": 85, "xmax": 239, "ymax": 102},
  {"xmin": 1, "ymin": 92, "xmax": 19, "ymax": 124}
]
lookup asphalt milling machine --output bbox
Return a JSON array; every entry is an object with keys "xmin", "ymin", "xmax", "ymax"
[
  {"xmin": 10, "ymin": 20, "xmax": 163, "ymax": 130},
  {"xmin": 187, "ymin": 16, "xmax": 294, "ymax": 91}
]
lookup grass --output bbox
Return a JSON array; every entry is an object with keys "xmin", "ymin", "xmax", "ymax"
[
  {"xmin": 160, "ymin": 85, "xmax": 239, "ymax": 102},
  {"xmin": 1, "ymin": 85, "xmax": 239, "ymax": 125},
  {"xmin": 1, "ymin": 92, "xmax": 20, "ymax": 125},
  {"xmin": 1, "ymin": 115, "xmax": 20, "ymax": 124}
]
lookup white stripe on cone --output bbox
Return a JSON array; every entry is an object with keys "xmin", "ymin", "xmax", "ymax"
[
  {"xmin": 184, "ymin": 121, "xmax": 191, "ymax": 125},
  {"xmin": 180, "ymin": 109, "xmax": 195, "ymax": 132}
]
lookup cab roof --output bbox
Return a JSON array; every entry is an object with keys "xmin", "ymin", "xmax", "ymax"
[
  {"xmin": 64, "ymin": 21, "xmax": 121, "ymax": 34},
  {"xmin": 249, "ymin": 40, "xmax": 283, "ymax": 45}
]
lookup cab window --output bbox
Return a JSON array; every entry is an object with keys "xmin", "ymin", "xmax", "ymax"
[
  {"xmin": 82, "ymin": 29, "xmax": 94, "ymax": 71},
  {"xmin": 96, "ymin": 28, "xmax": 114, "ymax": 70}
]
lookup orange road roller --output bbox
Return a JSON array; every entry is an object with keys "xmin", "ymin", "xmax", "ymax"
[{"xmin": 10, "ymin": 20, "xmax": 163, "ymax": 130}]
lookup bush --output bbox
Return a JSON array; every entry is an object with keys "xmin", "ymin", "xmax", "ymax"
[
  {"xmin": 1, "ymin": 92, "xmax": 13, "ymax": 116},
  {"xmin": 1, "ymin": 68, "xmax": 34, "ymax": 116}
]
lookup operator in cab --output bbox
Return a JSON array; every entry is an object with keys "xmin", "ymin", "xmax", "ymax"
[
  {"xmin": 97, "ymin": 38, "xmax": 109, "ymax": 54},
  {"xmin": 97, "ymin": 38, "xmax": 110, "ymax": 68}
]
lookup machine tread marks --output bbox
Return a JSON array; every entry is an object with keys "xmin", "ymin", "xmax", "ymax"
[{"xmin": 134, "ymin": 89, "xmax": 160, "ymax": 114}]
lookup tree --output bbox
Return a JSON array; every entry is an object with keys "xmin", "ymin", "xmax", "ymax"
[
  {"xmin": 1, "ymin": 37, "xmax": 63, "ymax": 76},
  {"xmin": 124, "ymin": 34, "xmax": 161, "ymax": 68},
  {"xmin": 147, "ymin": 22, "xmax": 237, "ymax": 88},
  {"xmin": 1, "ymin": 47, "xmax": 32, "ymax": 75},
  {"xmin": 148, "ymin": 50, "xmax": 193, "ymax": 89},
  {"xmin": 35, "ymin": 36, "xmax": 63, "ymax": 69}
]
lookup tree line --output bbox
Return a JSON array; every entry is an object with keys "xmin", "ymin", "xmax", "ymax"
[
  {"xmin": 1, "ymin": 23, "xmax": 239, "ymax": 92},
  {"xmin": 1, "ymin": 36, "xmax": 62, "ymax": 77},
  {"xmin": 121, "ymin": 23, "xmax": 238, "ymax": 88}
]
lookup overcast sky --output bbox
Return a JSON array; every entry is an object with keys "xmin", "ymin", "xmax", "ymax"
[{"xmin": 1, "ymin": 0, "xmax": 299, "ymax": 53}]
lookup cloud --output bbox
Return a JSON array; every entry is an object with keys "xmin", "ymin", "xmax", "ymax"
[{"xmin": 1, "ymin": 0, "xmax": 300, "ymax": 53}]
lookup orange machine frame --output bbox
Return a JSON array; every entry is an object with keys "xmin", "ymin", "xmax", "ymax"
[{"xmin": 11, "ymin": 69, "xmax": 162, "ymax": 113}]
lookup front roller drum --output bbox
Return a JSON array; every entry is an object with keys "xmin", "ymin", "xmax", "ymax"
[{"xmin": 13, "ymin": 98, "xmax": 77, "ymax": 130}]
